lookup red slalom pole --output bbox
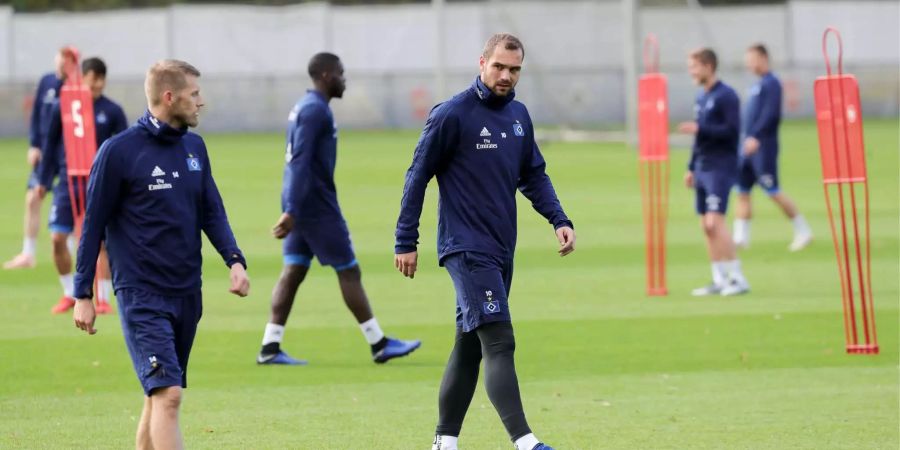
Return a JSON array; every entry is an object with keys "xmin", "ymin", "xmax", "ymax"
[
  {"xmin": 813, "ymin": 27, "xmax": 878, "ymax": 354},
  {"xmin": 637, "ymin": 34, "xmax": 669, "ymax": 296},
  {"xmin": 58, "ymin": 46, "xmax": 101, "ymax": 303}
]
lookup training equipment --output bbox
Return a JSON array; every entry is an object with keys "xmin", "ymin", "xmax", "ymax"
[
  {"xmin": 813, "ymin": 28, "xmax": 878, "ymax": 354},
  {"xmin": 637, "ymin": 34, "xmax": 669, "ymax": 296},
  {"xmin": 59, "ymin": 47, "xmax": 105, "ymax": 306},
  {"xmin": 59, "ymin": 47, "xmax": 97, "ymax": 238}
]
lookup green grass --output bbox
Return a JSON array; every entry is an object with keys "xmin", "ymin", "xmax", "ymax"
[{"xmin": 0, "ymin": 120, "xmax": 897, "ymax": 449}]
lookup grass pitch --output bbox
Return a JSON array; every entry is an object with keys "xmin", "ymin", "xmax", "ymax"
[{"xmin": 0, "ymin": 119, "xmax": 897, "ymax": 449}]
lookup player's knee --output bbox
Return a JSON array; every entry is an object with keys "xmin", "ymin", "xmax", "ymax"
[
  {"xmin": 150, "ymin": 386, "xmax": 182, "ymax": 412},
  {"xmin": 477, "ymin": 322, "xmax": 516, "ymax": 358},
  {"xmin": 336, "ymin": 264, "xmax": 361, "ymax": 282},
  {"xmin": 51, "ymin": 233, "xmax": 68, "ymax": 251},
  {"xmin": 281, "ymin": 264, "xmax": 308, "ymax": 284},
  {"xmin": 26, "ymin": 190, "xmax": 40, "ymax": 206},
  {"xmin": 701, "ymin": 220, "xmax": 717, "ymax": 237}
]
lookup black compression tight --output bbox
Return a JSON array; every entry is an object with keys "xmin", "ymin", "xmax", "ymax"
[{"xmin": 435, "ymin": 321, "xmax": 531, "ymax": 441}]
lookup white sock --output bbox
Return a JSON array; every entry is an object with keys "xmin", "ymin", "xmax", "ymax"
[
  {"xmin": 515, "ymin": 433, "xmax": 540, "ymax": 450},
  {"xmin": 433, "ymin": 435, "xmax": 458, "ymax": 450},
  {"xmin": 66, "ymin": 235, "xmax": 77, "ymax": 256},
  {"xmin": 792, "ymin": 214, "xmax": 811, "ymax": 235},
  {"xmin": 262, "ymin": 323, "xmax": 285, "ymax": 345},
  {"xmin": 359, "ymin": 317, "xmax": 385, "ymax": 345},
  {"xmin": 733, "ymin": 219, "xmax": 750, "ymax": 244},
  {"xmin": 97, "ymin": 279, "xmax": 113, "ymax": 303},
  {"xmin": 22, "ymin": 237, "xmax": 36, "ymax": 257},
  {"xmin": 723, "ymin": 260, "xmax": 747, "ymax": 284},
  {"xmin": 59, "ymin": 273, "xmax": 74, "ymax": 298},
  {"xmin": 711, "ymin": 262, "xmax": 727, "ymax": 286}
]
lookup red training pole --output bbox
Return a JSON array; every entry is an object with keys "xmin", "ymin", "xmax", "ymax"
[
  {"xmin": 813, "ymin": 27, "xmax": 878, "ymax": 354},
  {"xmin": 637, "ymin": 34, "xmax": 669, "ymax": 296}
]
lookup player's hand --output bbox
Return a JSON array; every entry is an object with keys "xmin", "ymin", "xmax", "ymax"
[
  {"xmin": 229, "ymin": 263, "xmax": 250, "ymax": 297},
  {"xmin": 73, "ymin": 299, "xmax": 97, "ymax": 335},
  {"xmin": 556, "ymin": 226, "xmax": 576, "ymax": 257},
  {"xmin": 271, "ymin": 213, "xmax": 294, "ymax": 239},
  {"xmin": 684, "ymin": 171, "xmax": 694, "ymax": 188},
  {"xmin": 394, "ymin": 251, "xmax": 418, "ymax": 279},
  {"xmin": 35, "ymin": 185, "xmax": 47, "ymax": 199},
  {"xmin": 677, "ymin": 121, "xmax": 698, "ymax": 134},
  {"xmin": 27, "ymin": 147, "xmax": 41, "ymax": 167},
  {"xmin": 743, "ymin": 137, "xmax": 760, "ymax": 155}
]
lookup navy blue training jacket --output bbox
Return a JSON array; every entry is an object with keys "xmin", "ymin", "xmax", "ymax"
[
  {"xmin": 74, "ymin": 111, "xmax": 246, "ymax": 299},
  {"xmin": 395, "ymin": 77, "xmax": 572, "ymax": 262}
]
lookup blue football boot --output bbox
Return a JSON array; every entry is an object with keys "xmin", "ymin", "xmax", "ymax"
[
  {"xmin": 373, "ymin": 337, "xmax": 421, "ymax": 363},
  {"xmin": 256, "ymin": 350, "xmax": 308, "ymax": 365}
]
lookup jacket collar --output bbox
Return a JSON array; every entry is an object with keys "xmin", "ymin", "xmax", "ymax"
[
  {"xmin": 138, "ymin": 110, "xmax": 188, "ymax": 144},
  {"xmin": 471, "ymin": 76, "xmax": 515, "ymax": 109}
]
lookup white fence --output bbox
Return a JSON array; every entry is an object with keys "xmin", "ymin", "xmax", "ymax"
[{"xmin": 0, "ymin": 0, "xmax": 897, "ymax": 135}]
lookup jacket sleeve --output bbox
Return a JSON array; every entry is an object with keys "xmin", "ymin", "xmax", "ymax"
[
  {"xmin": 282, "ymin": 106, "xmax": 326, "ymax": 218},
  {"xmin": 37, "ymin": 103, "xmax": 62, "ymax": 189},
  {"xmin": 28, "ymin": 78, "xmax": 47, "ymax": 148},
  {"xmin": 697, "ymin": 92, "xmax": 740, "ymax": 141},
  {"xmin": 747, "ymin": 80, "xmax": 781, "ymax": 139},
  {"xmin": 200, "ymin": 146, "xmax": 246, "ymax": 269},
  {"xmin": 517, "ymin": 117, "xmax": 573, "ymax": 230},
  {"xmin": 394, "ymin": 103, "xmax": 458, "ymax": 253},
  {"xmin": 73, "ymin": 141, "xmax": 123, "ymax": 299}
]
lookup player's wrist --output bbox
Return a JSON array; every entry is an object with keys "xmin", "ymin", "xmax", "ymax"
[
  {"xmin": 226, "ymin": 255, "xmax": 247, "ymax": 270},
  {"xmin": 395, "ymin": 244, "xmax": 417, "ymax": 254}
]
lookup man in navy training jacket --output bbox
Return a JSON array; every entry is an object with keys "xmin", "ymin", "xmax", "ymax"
[
  {"xmin": 394, "ymin": 33, "xmax": 575, "ymax": 450},
  {"xmin": 36, "ymin": 57, "xmax": 128, "ymax": 315},
  {"xmin": 733, "ymin": 43, "xmax": 812, "ymax": 252},
  {"xmin": 73, "ymin": 60, "xmax": 250, "ymax": 450},
  {"xmin": 4, "ymin": 49, "xmax": 65, "ymax": 269},
  {"xmin": 259, "ymin": 52, "xmax": 421, "ymax": 365},
  {"xmin": 677, "ymin": 48, "xmax": 750, "ymax": 297}
]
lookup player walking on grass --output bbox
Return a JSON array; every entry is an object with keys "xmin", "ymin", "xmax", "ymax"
[
  {"xmin": 733, "ymin": 43, "xmax": 813, "ymax": 251},
  {"xmin": 36, "ymin": 57, "xmax": 128, "ymax": 315},
  {"xmin": 678, "ymin": 48, "xmax": 750, "ymax": 297},
  {"xmin": 394, "ymin": 34, "xmax": 574, "ymax": 450},
  {"xmin": 73, "ymin": 60, "xmax": 250, "ymax": 450},
  {"xmin": 257, "ymin": 52, "xmax": 420, "ymax": 366},
  {"xmin": 3, "ymin": 50, "xmax": 65, "ymax": 270}
]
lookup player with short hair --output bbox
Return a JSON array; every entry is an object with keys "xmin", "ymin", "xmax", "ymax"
[
  {"xmin": 678, "ymin": 48, "xmax": 750, "ymax": 297},
  {"xmin": 36, "ymin": 56, "xmax": 128, "ymax": 314},
  {"xmin": 72, "ymin": 59, "xmax": 250, "ymax": 450},
  {"xmin": 394, "ymin": 33, "xmax": 574, "ymax": 450},
  {"xmin": 258, "ymin": 52, "xmax": 421, "ymax": 366},
  {"xmin": 3, "ymin": 50, "xmax": 66, "ymax": 269},
  {"xmin": 733, "ymin": 43, "xmax": 812, "ymax": 251}
]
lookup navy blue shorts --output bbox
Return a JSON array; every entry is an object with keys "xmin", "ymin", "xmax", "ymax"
[
  {"xmin": 117, "ymin": 288, "xmax": 203, "ymax": 396},
  {"xmin": 694, "ymin": 169, "xmax": 736, "ymax": 215},
  {"xmin": 283, "ymin": 219, "xmax": 357, "ymax": 270},
  {"xmin": 48, "ymin": 182, "xmax": 76, "ymax": 234},
  {"xmin": 443, "ymin": 252, "xmax": 513, "ymax": 332},
  {"xmin": 738, "ymin": 151, "xmax": 780, "ymax": 195}
]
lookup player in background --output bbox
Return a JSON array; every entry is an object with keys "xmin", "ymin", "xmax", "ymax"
[
  {"xmin": 678, "ymin": 48, "xmax": 750, "ymax": 297},
  {"xmin": 395, "ymin": 34, "xmax": 573, "ymax": 450},
  {"xmin": 733, "ymin": 43, "xmax": 812, "ymax": 251},
  {"xmin": 4, "ymin": 50, "xmax": 66, "ymax": 269},
  {"xmin": 258, "ymin": 52, "xmax": 421, "ymax": 365},
  {"xmin": 73, "ymin": 59, "xmax": 250, "ymax": 449},
  {"xmin": 36, "ymin": 57, "xmax": 128, "ymax": 314}
]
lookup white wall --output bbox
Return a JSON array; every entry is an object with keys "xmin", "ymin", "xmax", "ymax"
[{"xmin": 0, "ymin": 0, "xmax": 897, "ymax": 135}]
